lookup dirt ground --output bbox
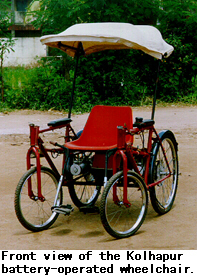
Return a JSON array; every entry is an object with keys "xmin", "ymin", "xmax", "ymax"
[{"xmin": 0, "ymin": 106, "xmax": 197, "ymax": 250}]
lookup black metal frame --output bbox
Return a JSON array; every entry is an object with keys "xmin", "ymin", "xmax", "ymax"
[{"xmin": 151, "ymin": 59, "xmax": 161, "ymax": 120}]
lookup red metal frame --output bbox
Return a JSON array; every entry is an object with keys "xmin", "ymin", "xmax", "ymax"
[
  {"xmin": 26, "ymin": 122, "xmax": 76, "ymax": 201},
  {"xmin": 25, "ymin": 112, "xmax": 172, "ymax": 209},
  {"xmin": 112, "ymin": 124, "xmax": 172, "ymax": 206}
]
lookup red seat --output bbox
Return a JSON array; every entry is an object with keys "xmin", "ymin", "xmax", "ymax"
[{"xmin": 65, "ymin": 105, "xmax": 133, "ymax": 151}]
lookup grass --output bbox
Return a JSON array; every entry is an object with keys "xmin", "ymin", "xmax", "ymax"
[{"xmin": 1, "ymin": 66, "xmax": 197, "ymax": 113}]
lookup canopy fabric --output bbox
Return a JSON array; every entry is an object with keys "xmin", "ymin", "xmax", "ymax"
[{"xmin": 40, "ymin": 22, "xmax": 174, "ymax": 59}]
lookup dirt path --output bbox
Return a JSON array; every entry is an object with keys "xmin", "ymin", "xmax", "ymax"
[{"xmin": 0, "ymin": 106, "xmax": 197, "ymax": 250}]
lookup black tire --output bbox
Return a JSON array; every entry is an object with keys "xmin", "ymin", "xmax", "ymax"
[
  {"xmin": 100, "ymin": 170, "xmax": 148, "ymax": 239},
  {"xmin": 68, "ymin": 173, "xmax": 101, "ymax": 208},
  {"xmin": 149, "ymin": 131, "xmax": 178, "ymax": 214},
  {"xmin": 15, "ymin": 166, "xmax": 62, "ymax": 232},
  {"xmin": 68, "ymin": 151, "xmax": 102, "ymax": 208}
]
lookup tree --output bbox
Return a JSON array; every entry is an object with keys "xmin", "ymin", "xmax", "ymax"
[
  {"xmin": 32, "ymin": 0, "xmax": 160, "ymax": 35},
  {"xmin": 31, "ymin": 0, "xmax": 197, "ymax": 105},
  {"xmin": 0, "ymin": 39, "xmax": 15, "ymax": 102},
  {"xmin": 156, "ymin": 0, "xmax": 197, "ymax": 100},
  {"xmin": 0, "ymin": 0, "xmax": 15, "ymax": 102},
  {"xmin": 0, "ymin": 0, "xmax": 11, "ymax": 11}
]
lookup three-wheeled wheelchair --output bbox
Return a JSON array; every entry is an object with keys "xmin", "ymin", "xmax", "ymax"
[{"xmin": 14, "ymin": 23, "xmax": 178, "ymax": 239}]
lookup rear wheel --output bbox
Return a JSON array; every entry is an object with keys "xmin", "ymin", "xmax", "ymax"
[
  {"xmin": 15, "ymin": 166, "xmax": 62, "ymax": 232},
  {"xmin": 100, "ymin": 170, "xmax": 148, "ymax": 239},
  {"xmin": 68, "ymin": 152, "xmax": 101, "ymax": 207},
  {"xmin": 68, "ymin": 174, "xmax": 101, "ymax": 207},
  {"xmin": 149, "ymin": 131, "xmax": 178, "ymax": 214}
]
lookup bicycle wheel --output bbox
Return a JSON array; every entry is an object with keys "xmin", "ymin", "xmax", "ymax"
[
  {"xmin": 15, "ymin": 166, "xmax": 62, "ymax": 232},
  {"xmin": 149, "ymin": 131, "xmax": 178, "ymax": 214},
  {"xmin": 68, "ymin": 172, "xmax": 101, "ymax": 207},
  {"xmin": 100, "ymin": 170, "xmax": 148, "ymax": 239},
  {"xmin": 68, "ymin": 151, "xmax": 101, "ymax": 207}
]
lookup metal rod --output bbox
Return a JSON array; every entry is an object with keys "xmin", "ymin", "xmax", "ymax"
[
  {"xmin": 68, "ymin": 42, "xmax": 84, "ymax": 118},
  {"xmin": 53, "ymin": 175, "xmax": 64, "ymax": 206},
  {"xmin": 68, "ymin": 54, "xmax": 79, "ymax": 118},
  {"xmin": 58, "ymin": 42, "xmax": 78, "ymax": 52},
  {"xmin": 151, "ymin": 59, "xmax": 161, "ymax": 120}
]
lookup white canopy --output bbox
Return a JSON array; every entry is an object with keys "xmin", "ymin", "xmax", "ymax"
[{"xmin": 40, "ymin": 22, "xmax": 174, "ymax": 59}]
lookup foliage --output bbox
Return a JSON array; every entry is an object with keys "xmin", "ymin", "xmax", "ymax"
[
  {"xmin": 0, "ymin": 1, "xmax": 12, "ymax": 36},
  {"xmin": 3, "ymin": 58, "xmax": 73, "ymax": 110},
  {"xmin": 75, "ymin": 50, "xmax": 154, "ymax": 109},
  {"xmin": 0, "ymin": 0, "xmax": 11, "ymax": 9},
  {"xmin": 0, "ymin": 2, "xmax": 15, "ymax": 102},
  {"xmin": 29, "ymin": 0, "xmax": 197, "ymax": 106},
  {"xmin": 156, "ymin": 0, "xmax": 197, "ymax": 101},
  {"xmin": 2, "ymin": 58, "xmax": 145, "ymax": 112},
  {"xmin": 33, "ymin": 0, "xmax": 160, "ymax": 34},
  {"xmin": 2, "ymin": 0, "xmax": 197, "ymax": 111},
  {"xmin": 30, "ymin": 0, "xmax": 162, "ymax": 109}
]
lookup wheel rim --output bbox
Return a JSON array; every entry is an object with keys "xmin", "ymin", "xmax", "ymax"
[
  {"xmin": 73, "ymin": 174, "xmax": 100, "ymax": 205},
  {"xmin": 104, "ymin": 174, "xmax": 147, "ymax": 235},
  {"xmin": 19, "ymin": 170, "xmax": 61, "ymax": 229},
  {"xmin": 154, "ymin": 138, "xmax": 178, "ymax": 209}
]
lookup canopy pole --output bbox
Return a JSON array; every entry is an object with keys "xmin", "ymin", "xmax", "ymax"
[
  {"xmin": 151, "ymin": 59, "xmax": 161, "ymax": 120},
  {"xmin": 68, "ymin": 42, "xmax": 84, "ymax": 118}
]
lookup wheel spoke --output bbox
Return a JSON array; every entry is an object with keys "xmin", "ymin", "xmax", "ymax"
[{"xmin": 100, "ymin": 171, "xmax": 148, "ymax": 239}]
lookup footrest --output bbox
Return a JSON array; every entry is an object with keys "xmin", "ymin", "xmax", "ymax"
[
  {"xmin": 52, "ymin": 204, "xmax": 74, "ymax": 215},
  {"xmin": 79, "ymin": 205, "xmax": 99, "ymax": 214}
]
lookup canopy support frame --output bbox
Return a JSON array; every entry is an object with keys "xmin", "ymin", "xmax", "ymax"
[
  {"xmin": 68, "ymin": 42, "xmax": 84, "ymax": 118},
  {"xmin": 151, "ymin": 59, "xmax": 161, "ymax": 120}
]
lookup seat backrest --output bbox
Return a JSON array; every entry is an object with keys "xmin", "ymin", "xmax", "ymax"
[{"xmin": 77, "ymin": 105, "xmax": 133, "ymax": 147}]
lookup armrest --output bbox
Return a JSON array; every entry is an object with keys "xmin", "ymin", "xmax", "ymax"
[{"xmin": 47, "ymin": 118, "xmax": 72, "ymax": 127}]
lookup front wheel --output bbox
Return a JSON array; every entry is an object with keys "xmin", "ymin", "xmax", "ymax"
[
  {"xmin": 100, "ymin": 171, "xmax": 148, "ymax": 239},
  {"xmin": 149, "ymin": 131, "xmax": 178, "ymax": 214},
  {"xmin": 15, "ymin": 166, "xmax": 62, "ymax": 232}
]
